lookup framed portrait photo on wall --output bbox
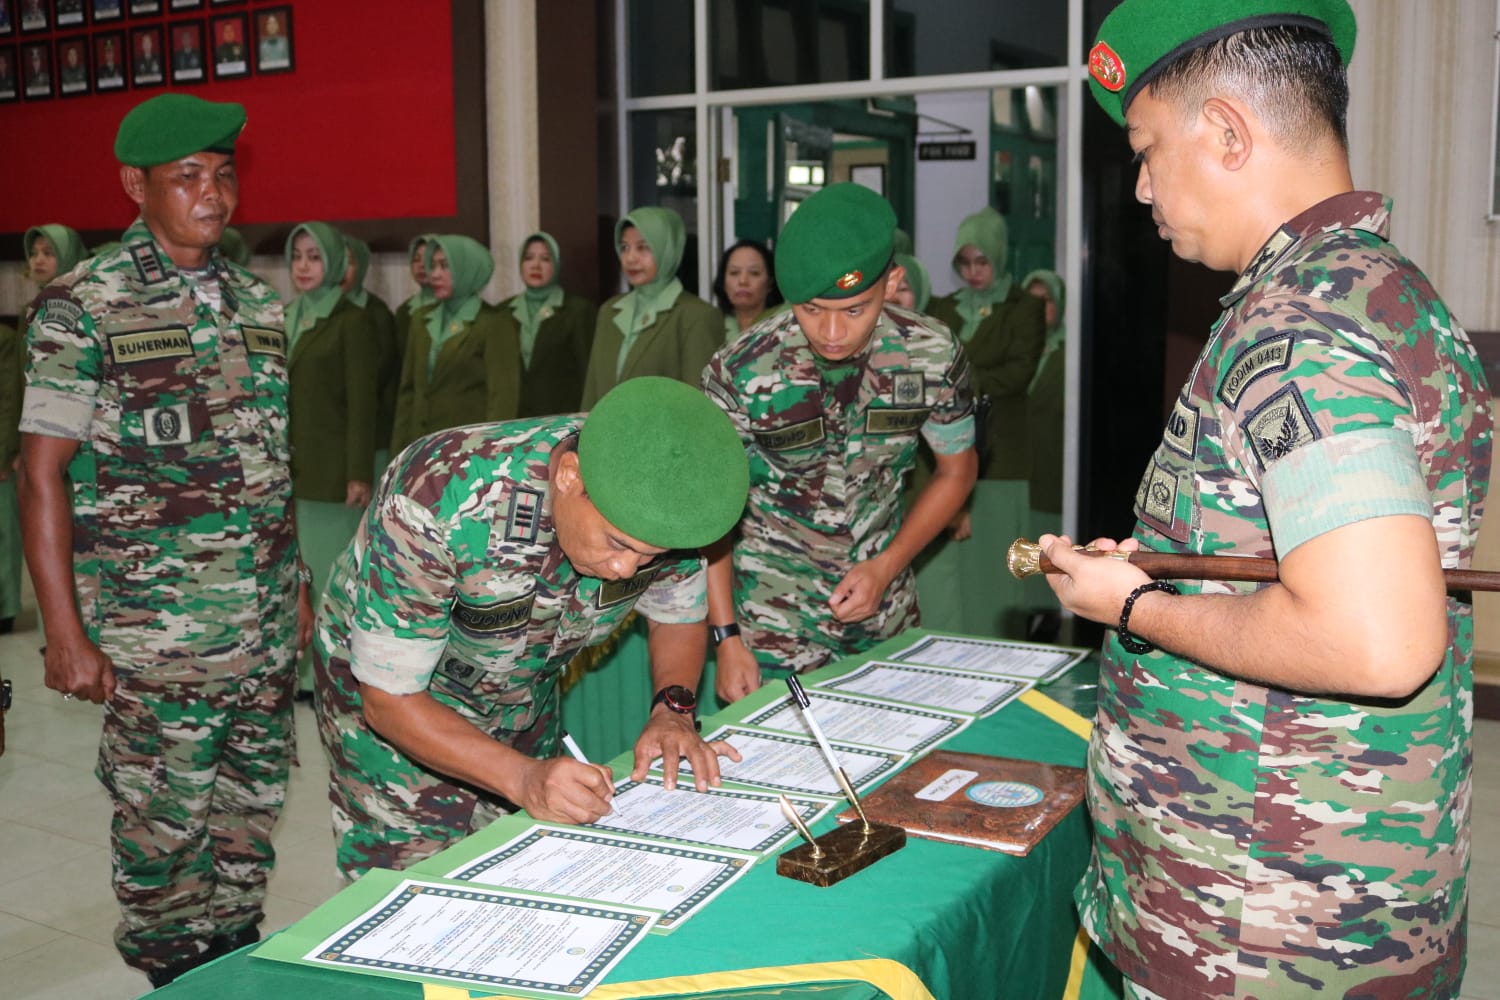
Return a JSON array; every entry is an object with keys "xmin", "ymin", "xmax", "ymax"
[
  {"xmin": 20, "ymin": 39, "xmax": 49, "ymax": 98},
  {"xmin": 0, "ymin": 44, "xmax": 18, "ymax": 101},
  {"xmin": 56, "ymin": 34, "xmax": 90, "ymax": 96},
  {"xmin": 93, "ymin": 30, "xmax": 125, "ymax": 90},
  {"xmin": 56, "ymin": 0, "xmax": 85, "ymax": 28},
  {"xmin": 90, "ymin": 0, "xmax": 123, "ymax": 24},
  {"xmin": 210, "ymin": 11, "xmax": 246, "ymax": 79},
  {"xmin": 169, "ymin": 19, "xmax": 205, "ymax": 83},
  {"xmin": 18, "ymin": 0, "xmax": 47, "ymax": 33},
  {"xmin": 253, "ymin": 5, "xmax": 290, "ymax": 73},
  {"xmin": 130, "ymin": 22, "xmax": 163, "ymax": 86}
]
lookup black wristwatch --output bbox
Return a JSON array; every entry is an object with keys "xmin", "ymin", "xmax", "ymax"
[
  {"xmin": 651, "ymin": 684, "xmax": 700, "ymax": 731},
  {"xmin": 709, "ymin": 623, "xmax": 741, "ymax": 647}
]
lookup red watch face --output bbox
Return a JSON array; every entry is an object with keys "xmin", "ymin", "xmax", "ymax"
[{"xmin": 662, "ymin": 684, "xmax": 696, "ymax": 714}]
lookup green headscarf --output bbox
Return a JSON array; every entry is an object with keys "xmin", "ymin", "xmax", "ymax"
[
  {"xmin": 343, "ymin": 233, "xmax": 372, "ymax": 308},
  {"xmin": 424, "ymin": 234, "xmax": 495, "ymax": 373},
  {"xmin": 284, "ymin": 222, "xmax": 348, "ymax": 353},
  {"xmin": 510, "ymin": 231, "xmax": 564, "ymax": 369},
  {"xmin": 219, "ymin": 226, "xmax": 251, "ymax": 266},
  {"xmin": 950, "ymin": 206, "xmax": 1014, "ymax": 343},
  {"xmin": 611, "ymin": 206, "xmax": 685, "ymax": 376},
  {"xmin": 894, "ymin": 253, "xmax": 931, "ymax": 314},
  {"xmin": 404, "ymin": 233, "xmax": 437, "ymax": 312},
  {"xmin": 25, "ymin": 224, "xmax": 88, "ymax": 283},
  {"xmin": 892, "ymin": 227, "xmax": 914, "ymax": 257},
  {"xmin": 1021, "ymin": 268, "xmax": 1066, "ymax": 393}
]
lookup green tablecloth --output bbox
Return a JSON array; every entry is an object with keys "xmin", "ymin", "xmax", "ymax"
[{"xmin": 150, "ymin": 630, "xmax": 1113, "ymax": 1000}]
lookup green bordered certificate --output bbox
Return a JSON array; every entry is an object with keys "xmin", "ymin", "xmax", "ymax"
[
  {"xmin": 585, "ymin": 775, "xmax": 831, "ymax": 855},
  {"xmin": 814, "ymin": 660, "xmax": 1031, "ymax": 718},
  {"xmin": 266, "ymin": 873, "xmax": 657, "ymax": 996},
  {"xmin": 739, "ymin": 687, "xmax": 973, "ymax": 756},
  {"xmin": 446, "ymin": 826, "xmax": 756, "ymax": 933},
  {"xmin": 661, "ymin": 725, "xmax": 909, "ymax": 798},
  {"xmin": 890, "ymin": 634, "xmax": 1089, "ymax": 681}
]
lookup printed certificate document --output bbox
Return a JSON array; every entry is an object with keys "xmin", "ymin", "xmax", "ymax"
[
  {"xmin": 447, "ymin": 826, "xmax": 755, "ymax": 933},
  {"xmin": 587, "ymin": 775, "xmax": 830, "ymax": 854},
  {"xmin": 815, "ymin": 660, "xmax": 1030, "ymax": 717},
  {"xmin": 890, "ymin": 634, "xmax": 1088, "ymax": 680},
  {"xmin": 276, "ymin": 872, "xmax": 656, "ymax": 997},
  {"xmin": 739, "ymin": 688, "xmax": 972, "ymax": 755},
  {"xmin": 665, "ymin": 726, "xmax": 909, "ymax": 798}
]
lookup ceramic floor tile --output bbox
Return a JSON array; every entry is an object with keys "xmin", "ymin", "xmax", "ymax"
[
  {"xmin": 0, "ymin": 819, "xmax": 99, "ymax": 888},
  {"xmin": 13, "ymin": 785, "xmax": 115, "ymax": 849},
  {"xmin": 0, "ymin": 846, "xmax": 115, "ymax": 936},
  {"xmin": 1463, "ymin": 921, "xmax": 1500, "ymax": 1000},
  {"xmin": 265, "ymin": 828, "xmax": 349, "ymax": 907},
  {"xmin": 0, "ymin": 932, "xmax": 149, "ymax": 1000},
  {"xmin": 1, "ymin": 698, "xmax": 104, "ymax": 770},
  {"xmin": 261, "ymin": 890, "xmax": 321, "ymax": 936},
  {"xmin": 0, "ymin": 911, "xmax": 67, "ymax": 963},
  {"xmin": 0, "ymin": 753, "xmax": 104, "ymax": 822}
]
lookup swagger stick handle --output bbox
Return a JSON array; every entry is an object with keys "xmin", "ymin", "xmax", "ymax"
[{"xmin": 1006, "ymin": 538, "xmax": 1500, "ymax": 593}]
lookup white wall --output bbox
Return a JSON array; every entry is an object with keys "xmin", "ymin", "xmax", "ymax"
[{"xmin": 912, "ymin": 90, "xmax": 995, "ymax": 298}]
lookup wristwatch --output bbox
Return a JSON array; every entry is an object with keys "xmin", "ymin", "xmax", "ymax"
[
  {"xmin": 651, "ymin": 684, "xmax": 700, "ymax": 731},
  {"xmin": 708, "ymin": 623, "xmax": 741, "ymax": 647},
  {"xmin": 296, "ymin": 562, "xmax": 313, "ymax": 588}
]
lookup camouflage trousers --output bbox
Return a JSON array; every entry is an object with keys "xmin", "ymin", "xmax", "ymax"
[
  {"xmin": 314, "ymin": 649, "xmax": 555, "ymax": 880},
  {"xmin": 96, "ymin": 660, "xmax": 295, "ymax": 974},
  {"xmin": 732, "ymin": 543, "xmax": 919, "ymax": 673}
]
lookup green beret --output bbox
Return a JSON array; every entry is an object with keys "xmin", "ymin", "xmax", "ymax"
[
  {"xmin": 1088, "ymin": 0, "xmax": 1356, "ymax": 125},
  {"xmin": 775, "ymin": 183, "xmax": 897, "ymax": 304},
  {"xmin": 578, "ymin": 377, "xmax": 749, "ymax": 549},
  {"xmin": 115, "ymin": 94, "xmax": 247, "ymax": 167}
]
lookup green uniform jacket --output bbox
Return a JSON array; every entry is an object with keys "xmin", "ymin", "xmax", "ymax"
[
  {"xmin": 579, "ymin": 293, "xmax": 721, "ymax": 410},
  {"xmin": 289, "ymin": 298, "xmax": 379, "ymax": 502},
  {"xmin": 356, "ymin": 294, "xmax": 400, "ymax": 457},
  {"xmin": 390, "ymin": 302, "xmax": 520, "ymax": 454},
  {"xmin": 0, "ymin": 324, "xmax": 19, "ymax": 468},
  {"xmin": 1026, "ymin": 345, "xmax": 1065, "ymax": 513},
  {"xmin": 928, "ymin": 287, "xmax": 1045, "ymax": 480},
  {"xmin": 495, "ymin": 292, "xmax": 597, "ymax": 418}
]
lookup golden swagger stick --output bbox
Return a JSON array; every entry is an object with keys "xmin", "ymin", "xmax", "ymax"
[{"xmin": 1006, "ymin": 538, "xmax": 1500, "ymax": 593}]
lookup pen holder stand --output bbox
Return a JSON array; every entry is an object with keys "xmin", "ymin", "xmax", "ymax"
[{"xmin": 776, "ymin": 821, "xmax": 905, "ymax": 887}]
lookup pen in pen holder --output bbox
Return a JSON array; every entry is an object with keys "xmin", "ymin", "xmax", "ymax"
[{"xmin": 775, "ymin": 675, "xmax": 905, "ymax": 887}]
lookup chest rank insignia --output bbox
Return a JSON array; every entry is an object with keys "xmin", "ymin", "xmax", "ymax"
[
  {"xmin": 892, "ymin": 372, "xmax": 924, "ymax": 406},
  {"xmin": 129, "ymin": 242, "xmax": 169, "ymax": 285},
  {"xmin": 505, "ymin": 487, "xmax": 543, "ymax": 543},
  {"xmin": 836, "ymin": 270, "xmax": 863, "ymax": 291}
]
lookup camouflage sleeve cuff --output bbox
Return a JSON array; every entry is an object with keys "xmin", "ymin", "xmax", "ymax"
[
  {"xmin": 921, "ymin": 413, "xmax": 975, "ymax": 456},
  {"xmin": 349, "ymin": 627, "xmax": 448, "ymax": 694},
  {"xmin": 1262, "ymin": 427, "xmax": 1430, "ymax": 557},
  {"xmin": 634, "ymin": 557, "xmax": 709, "ymax": 624},
  {"xmin": 18, "ymin": 386, "xmax": 95, "ymax": 440}
]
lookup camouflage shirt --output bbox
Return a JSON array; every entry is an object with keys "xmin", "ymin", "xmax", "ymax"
[
  {"xmin": 1079, "ymin": 192, "xmax": 1493, "ymax": 997},
  {"xmin": 20, "ymin": 218, "xmax": 296, "ymax": 681},
  {"xmin": 703, "ymin": 306, "xmax": 974, "ymax": 565},
  {"xmin": 315, "ymin": 416, "xmax": 706, "ymax": 740}
]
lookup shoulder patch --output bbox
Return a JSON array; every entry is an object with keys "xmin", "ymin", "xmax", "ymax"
[
  {"xmin": 34, "ymin": 295, "xmax": 84, "ymax": 329},
  {"xmin": 1162, "ymin": 395, "xmax": 1199, "ymax": 458},
  {"xmin": 108, "ymin": 327, "xmax": 194, "ymax": 365},
  {"xmin": 754, "ymin": 416, "xmax": 825, "ymax": 452},
  {"xmin": 892, "ymin": 371, "xmax": 925, "ymax": 406},
  {"xmin": 505, "ymin": 487, "xmax": 544, "ymax": 543},
  {"xmin": 1245, "ymin": 383, "xmax": 1319, "ymax": 469},
  {"xmin": 1217, "ymin": 333, "xmax": 1294, "ymax": 409},
  {"xmin": 128, "ymin": 242, "xmax": 170, "ymax": 286},
  {"xmin": 1134, "ymin": 457, "xmax": 1190, "ymax": 542},
  {"xmin": 243, "ymin": 326, "xmax": 287, "ymax": 358}
]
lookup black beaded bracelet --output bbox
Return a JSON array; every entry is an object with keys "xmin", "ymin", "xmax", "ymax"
[{"xmin": 1117, "ymin": 580, "xmax": 1179, "ymax": 654}]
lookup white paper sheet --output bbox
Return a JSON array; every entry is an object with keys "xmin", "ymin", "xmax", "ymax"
[
  {"xmin": 740, "ymin": 689, "xmax": 972, "ymax": 754},
  {"xmin": 890, "ymin": 634, "xmax": 1087, "ymax": 679},
  {"xmin": 586, "ymin": 775, "xmax": 829, "ymax": 854},
  {"xmin": 664, "ymin": 725, "xmax": 908, "ymax": 798},
  {"xmin": 814, "ymin": 660, "xmax": 1030, "ymax": 717}
]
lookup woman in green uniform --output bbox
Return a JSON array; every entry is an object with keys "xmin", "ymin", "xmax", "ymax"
[
  {"xmin": 339, "ymin": 233, "xmax": 400, "ymax": 478},
  {"xmin": 285, "ymin": 221, "xmax": 379, "ymax": 690},
  {"xmin": 390, "ymin": 234, "xmax": 519, "ymax": 454},
  {"xmin": 713, "ymin": 239, "xmax": 781, "ymax": 342},
  {"xmin": 495, "ymin": 231, "xmax": 597, "ymax": 418},
  {"xmin": 921, "ymin": 207, "xmax": 1045, "ymax": 638},
  {"xmin": 392, "ymin": 233, "xmax": 436, "ymax": 374},
  {"xmin": 24, "ymin": 224, "xmax": 88, "ymax": 314},
  {"xmin": 580, "ymin": 206, "xmax": 721, "ymax": 408},
  {"xmin": 890, "ymin": 252, "xmax": 932, "ymax": 314}
]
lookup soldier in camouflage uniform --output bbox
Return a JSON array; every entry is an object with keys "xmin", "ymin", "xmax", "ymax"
[
  {"xmin": 703, "ymin": 183, "xmax": 978, "ymax": 703},
  {"xmin": 1042, "ymin": 3, "xmax": 1493, "ymax": 997},
  {"xmin": 17, "ymin": 94, "xmax": 311, "ymax": 988},
  {"xmin": 314, "ymin": 377, "xmax": 749, "ymax": 879}
]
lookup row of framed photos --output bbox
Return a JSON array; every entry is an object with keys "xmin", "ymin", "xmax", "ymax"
[
  {"xmin": 0, "ymin": 6, "xmax": 291, "ymax": 101},
  {"xmin": 2, "ymin": 0, "xmax": 267, "ymax": 35}
]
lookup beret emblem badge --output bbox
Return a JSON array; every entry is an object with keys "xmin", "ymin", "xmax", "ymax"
[
  {"xmin": 1089, "ymin": 41, "xmax": 1126, "ymax": 92},
  {"xmin": 836, "ymin": 270, "xmax": 863, "ymax": 291}
]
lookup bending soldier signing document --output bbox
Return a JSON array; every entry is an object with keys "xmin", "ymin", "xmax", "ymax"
[
  {"xmin": 18, "ymin": 94, "xmax": 310, "ymax": 989},
  {"xmin": 704, "ymin": 183, "xmax": 978, "ymax": 703},
  {"xmin": 1045, "ymin": 2, "xmax": 1492, "ymax": 997},
  {"xmin": 314, "ymin": 377, "xmax": 750, "ymax": 879}
]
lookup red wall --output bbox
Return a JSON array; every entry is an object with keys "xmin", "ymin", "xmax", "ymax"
[{"xmin": 0, "ymin": 2, "xmax": 456, "ymax": 240}]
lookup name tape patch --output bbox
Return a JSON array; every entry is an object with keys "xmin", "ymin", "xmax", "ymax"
[
  {"xmin": 597, "ymin": 567, "xmax": 660, "ymax": 609},
  {"xmin": 754, "ymin": 416, "xmax": 825, "ymax": 452},
  {"xmin": 244, "ymin": 326, "xmax": 287, "ymax": 359},
  {"xmin": 452, "ymin": 592, "xmax": 535, "ymax": 637},
  {"xmin": 866, "ymin": 408, "xmax": 930, "ymax": 435},
  {"xmin": 109, "ymin": 327, "xmax": 194, "ymax": 365},
  {"xmin": 1217, "ymin": 333, "xmax": 1294, "ymax": 409}
]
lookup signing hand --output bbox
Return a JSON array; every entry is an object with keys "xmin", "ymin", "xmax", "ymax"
[
  {"xmin": 631, "ymin": 709, "xmax": 742, "ymax": 791},
  {"xmin": 828, "ymin": 556, "xmax": 896, "ymax": 623},
  {"xmin": 1039, "ymin": 534, "xmax": 1150, "ymax": 626},
  {"xmin": 514, "ymin": 756, "xmax": 616, "ymax": 823}
]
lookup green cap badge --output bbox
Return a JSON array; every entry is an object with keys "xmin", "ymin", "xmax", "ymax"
[
  {"xmin": 1088, "ymin": 0, "xmax": 1357, "ymax": 125},
  {"xmin": 579, "ymin": 377, "xmax": 749, "ymax": 550},
  {"xmin": 774, "ymin": 183, "xmax": 897, "ymax": 305},
  {"xmin": 115, "ymin": 93, "xmax": 247, "ymax": 167}
]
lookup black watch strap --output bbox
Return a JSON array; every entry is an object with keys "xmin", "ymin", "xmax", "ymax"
[{"xmin": 709, "ymin": 622, "xmax": 741, "ymax": 647}]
